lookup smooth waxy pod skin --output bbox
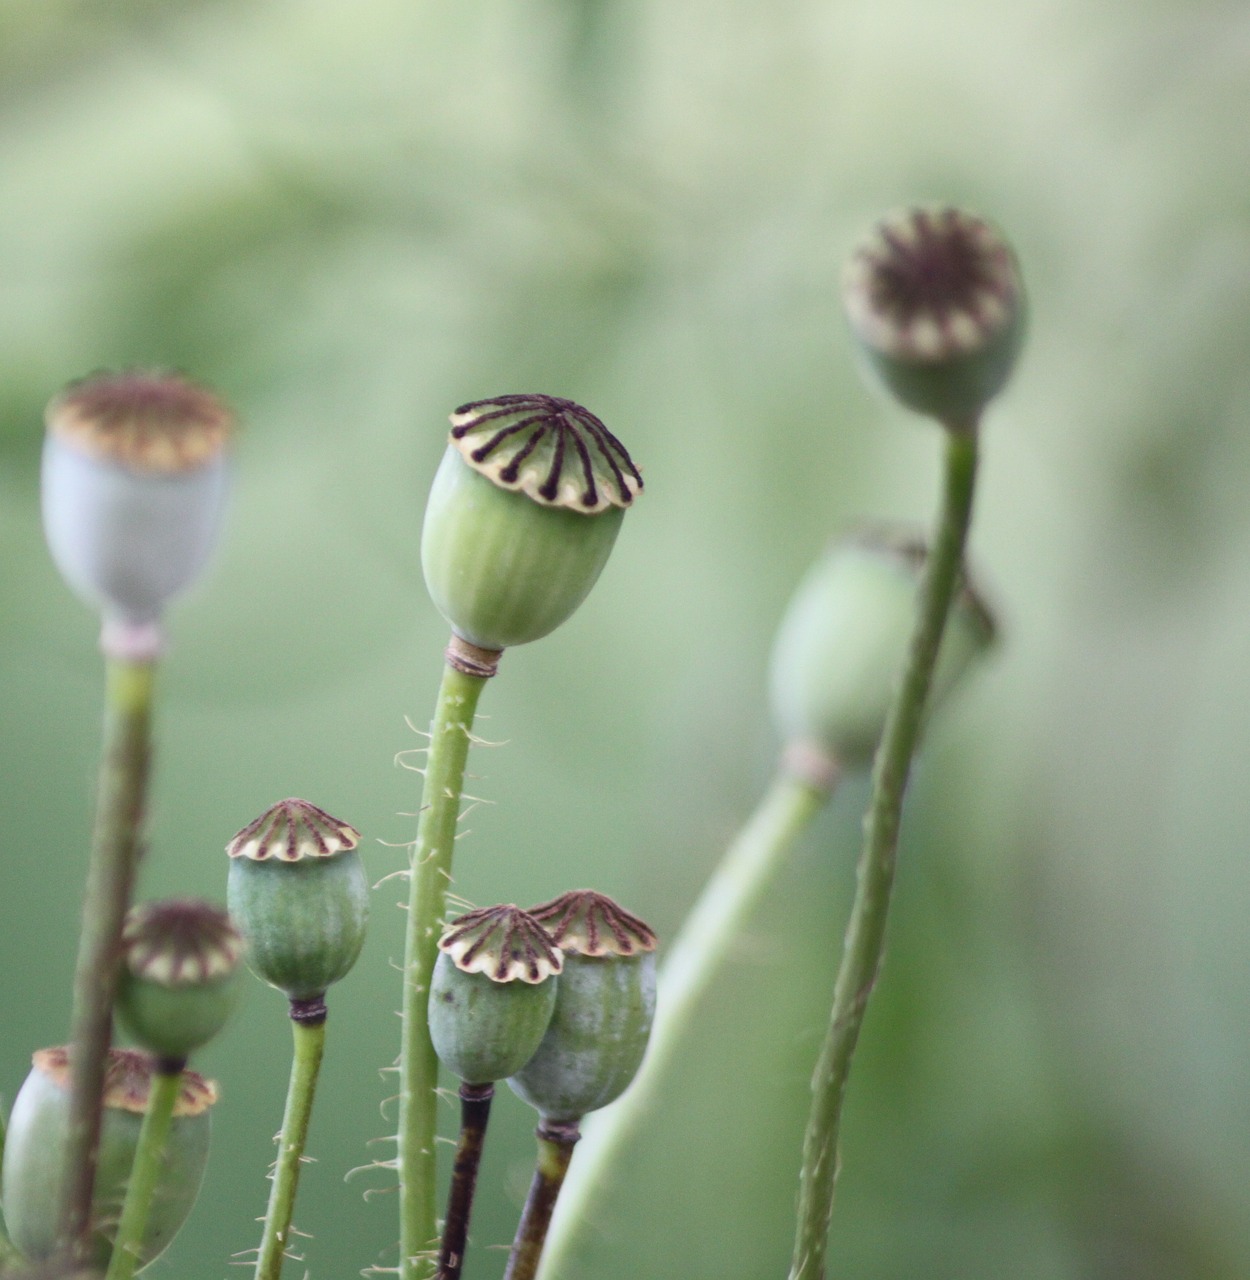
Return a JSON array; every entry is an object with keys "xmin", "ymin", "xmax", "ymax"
[
  {"xmin": 769, "ymin": 530, "xmax": 996, "ymax": 770},
  {"xmin": 226, "ymin": 799, "xmax": 368, "ymax": 1001},
  {"xmin": 117, "ymin": 899, "xmax": 243, "ymax": 1062},
  {"xmin": 507, "ymin": 892, "xmax": 657, "ymax": 1122},
  {"xmin": 421, "ymin": 395, "xmax": 642, "ymax": 651},
  {"xmin": 2, "ymin": 1048, "xmax": 215, "ymax": 1269},
  {"xmin": 40, "ymin": 370, "xmax": 232, "ymax": 641},
  {"xmin": 843, "ymin": 207, "xmax": 1024, "ymax": 426},
  {"xmin": 429, "ymin": 905, "xmax": 562, "ymax": 1085}
]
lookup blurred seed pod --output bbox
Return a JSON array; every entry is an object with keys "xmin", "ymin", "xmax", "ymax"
[
  {"xmin": 1, "ymin": 1047, "xmax": 215, "ymax": 1270},
  {"xmin": 226, "ymin": 799, "xmax": 368, "ymax": 1002},
  {"xmin": 429, "ymin": 905, "xmax": 562, "ymax": 1085},
  {"xmin": 117, "ymin": 899, "xmax": 243, "ymax": 1063},
  {"xmin": 41, "ymin": 370, "xmax": 232, "ymax": 651},
  {"xmin": 843, "ymin": 207, "xmax": 1024, "ymax": 427},
  {"xmin": 769, "ymin": 528, "xmax": 996, "ymax": 772},
  {"xmin": 421, "ymin": 395, "xmax": 642, "ymax": 651},
  {"xmin": 507, "ymin": 891, "xmax": 657, "ymax": 1122}
]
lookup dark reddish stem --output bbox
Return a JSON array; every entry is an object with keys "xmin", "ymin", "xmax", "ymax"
[{"xmin": 436, "ymin": 1082, "xmax": 495, "ymax": 1280}]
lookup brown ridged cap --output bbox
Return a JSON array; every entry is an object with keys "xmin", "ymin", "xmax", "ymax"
[
  {"xmin": 226, "ymin": 798, "xmax": 360, "ymax": 863},
  {"xmin": 526, "ymin": 890, "xmax": 657, "ymax": 958},
  {"xmin": 438, "ymin": 904, "xmax": 563, "ymax": 984},
  {"xmin": 33, "ymin": 1046, "xmax": 218, "ymax": 1116},
  {"xmin": 122, "ymin": 899, "xmax": 243, "ymax": 986}
]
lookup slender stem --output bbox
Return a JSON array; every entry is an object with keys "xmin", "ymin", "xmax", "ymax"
[
  {"xmin": 503, "ymin": 1122, "xmax": 580, "ymax": 1280},
  {"xmin": 254, "ymin": 1004, "xmax": 327, "ymax": 1280},
  {"xmin": 103, "ymin": 1064, "xmax": 182, "ymax": 1280},
  {"xmin": 788, "ymin": 427, "xmax": 980, "ymax": 1280},
  {"xmin": 62, "ymin": 657, "xmax": 157, "ymax": 1256},
  {"xmin": 538, "ymin": 764, "xmax": 836, "ymax": 1279},
  {"xmin": 436, "ymin": 1082, "xmax": 494, "ymax": 1280},
  {"xmin": 399, "ymin": 653, "xmax": 492, "ymax": 1280}
]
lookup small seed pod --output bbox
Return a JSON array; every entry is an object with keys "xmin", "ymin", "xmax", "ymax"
[
  {"xmin": 1, "ymin": 1047, "xmax": 215, "ymax": 1269},
  {"xmin": 117, "ymin": 899, "xmax": 243, "ymax": 1064},
  {"xmin": 421, "ymin": 395, "xmax": 643, "ymax": 652},
  {"xmin": 769, "ymin": 528, "xmax": 996, "ymax": 773},
  {"xmin": 429, "ymin": 905, "xmax": 563, "ymax": 1085},
  {"xmin": 41, "ymin": 370, "xmax": 232, "ymax": 656},
  {"xmin": 843, "ymin": 207, "xmax": 1024, "ymax": 427},
  {"xmin": 507, "ymin": 891, "xmax": 657, "ymax": 1123},
  {"xmin": 226, "ymin": 799, "xmax": 368, "ymax": 1003}
]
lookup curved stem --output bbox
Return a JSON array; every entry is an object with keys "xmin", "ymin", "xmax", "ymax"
[
  {"xmin": 504, "ymin": 1122, "xmax": 580, "ymax": 1280},
  {"xmin": 399, "ymin": 654, "xmax": 492, "ymax": 1280},
  {"xmin": 254, "ymin": 1007, "xmax": 327, "ymax": 1280},
  {"xmin": 788, "ymin": 426, "xmax": 980, "ymax": 1280},
  {"xmin": 103, "ymin": 1064, "xmax": 182, "ymax": 1280},
  {"xmin": 538, "ymin": 765, "xmax": 836, "ymax": 1279},
  {"xmin": 62, "ymin": 657, "xmax": 157, "ymax": 1256},
  {"xmin": 436, "ymin": 1082, "xmax": 494, "ymax": 1280}
]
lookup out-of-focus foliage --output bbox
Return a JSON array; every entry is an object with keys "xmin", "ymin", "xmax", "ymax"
[{"xmin": 2, "ymin": 1, "xmax": 1249, "ymax": 1276}]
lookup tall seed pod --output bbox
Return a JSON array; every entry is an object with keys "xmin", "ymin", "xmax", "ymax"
[
  {"xmin": 769, "ymin": 527, "xmax": 996, "ymax": 774},
  {"xmin": 843, "ymin": 207, "xmax": 1024, "ymax": 430},
  {"xmin": 41, "ymin": 369, "xmax": 232, "ymax": 659},
  {"xmin": 1, "ymin": 1048, "xmax": 215, "ymax": 1270},
  {"xmin": 226, "ymin": 798, "xmax": 368, "ymax": 1006}
]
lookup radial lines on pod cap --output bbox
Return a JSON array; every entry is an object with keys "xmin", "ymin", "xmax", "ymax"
[
  {"xmin": 439, "ymin": 905, "xmax": 564, "ymax": 984},
  {"xmin": 226, "ymin": 797, "xmax": 361, "ymax": 863},
  {"xmin": 527, "ymin": 890, "xmax": 658, "ymax": 958},
  {"xmin": 450, "ymin": 395, "xmax": 643, "ymax": 513}
]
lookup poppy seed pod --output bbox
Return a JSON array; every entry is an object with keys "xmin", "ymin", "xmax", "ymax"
[
  {"xmin": 843, "ymin": 207, "xmax": 1024, "ymax": 427},
  {"xmin": 769, "ymin": 528, "xmax": 996, "ymax": 772},
  {"xmin": 507, "ymin": 891, "xmax": 657, "ymax": 1123},
  {"xmin": 226, "ymin": 799, "xmax": 368, "ymax": 1003},
  {"xmin": 1, "ymin": 1047, "xmax": 215, "ymax": 1269},
  {"xmin": 41, "ymin": 370, "xmax": 232, "ymax": 655},
  {"xmin": 420, "ymin": 395, "xmax": 642, "ymax": 652},
  {"xmin": 117, "ymin": 899, "xmax": 243, "ymax": 1063},
  {"xmin": 429, "ymin": 905, "xmax": 562, "ymax": 1085}
]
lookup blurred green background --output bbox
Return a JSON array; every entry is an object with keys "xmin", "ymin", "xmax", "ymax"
[{"xmin": 2, "ymin": 1, "xmax": 1249, "ymax": 1276}]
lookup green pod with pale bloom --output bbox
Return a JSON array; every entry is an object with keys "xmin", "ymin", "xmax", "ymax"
[
  {"xmin": 1, "ymin": 1047, "xmax": 215, "ymax": 1270},
  {"xmin": 421, "ymin": 395, "xmax": 643, "ymax": 652},
  {"xmin": 507, "ymin": 891, "xmax": 657, "ymax": 1123},
  {"xmin": 40, "ymin": 370, "xmax": 232, "ymax": 658},
  {"xmin": 117, "ymin": 899, "xmax": 243, "ymax": 1063},
  {"xmin": 226, "ymin": 799, "xmax": 368, "ymax": 1002},
  {"xmin": 769, "ymin": 528, "xmax": 996, "ymax": 773},
  {"xmin": 429, "ymin": 905, "xmax": 562, "ymax": 1085},
  {"xmin": 843, "ymin": 207, "xmax": 1025, "ymax": 428}
]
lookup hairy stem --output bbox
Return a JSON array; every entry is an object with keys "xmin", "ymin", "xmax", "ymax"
[
  {"xmin": 62, "ymin": 657, "xmax": 156, "ymax": 1256},
  {"xmin": 103, "ymin": 1063, "xmax": 182, "ymax": 1280},
  {"xmin": 538, "ymin": 764, "xmax": 836, "ymax": 1278},
  {"xmin": 504, "ymin": 1121, "xmax": 579, "ymax": 1280},
  {"xmin": 788, "ymin": 426, "xmax": 980, "ymax": 1280},
  {"xmin": 399, "ymin": 651, "xmax": 492, "ymax": 1280},
  {"xmin": 436, "ymin": 1082, "xmax": 494, "ymax": 1280},
  {"xmin": 254, "ymin": 1003, "xmax": 327, "ymax": 1280}
]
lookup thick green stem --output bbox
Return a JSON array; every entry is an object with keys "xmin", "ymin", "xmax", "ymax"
[
  {"xmin": 788, "ymin": 427, "xmax": 980, "ymax": 1280},
  {"xmin": 504, "ymin": 1122, "xmax": 579, "ymax": 1280},
  {"xmin": 62, "ymin": 658, "xmax": 157, "ymax": 1256},
  {"xmin": 436, "ymin": 1082, "xmax": 494, "ymax": 1280},
  {"xmin": 538, "ymin": 764, "xmax": 836, "ymax": 1279},
  {"xmin": 254, "ymin": 1005, "xmax": 327, "ymax": 1280},
  {"xmin": 103, "ymin": 1064, "xmax": 182, "ymax": 1280},
  {"xmin": 399, "ymin": 652, "xmax": 492, "ymax": 1280}
]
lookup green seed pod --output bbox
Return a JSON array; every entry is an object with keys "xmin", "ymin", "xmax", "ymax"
[
  {"xmin": 2, "ymin": 1047, "xmax": 215, "ymax": 1269},
  {"xmin": 507, "ymin": 891, "xmax": 657, "ymax": 1122},
  {"xmin": 769, "ymin": 528, "xmax": 996, "ymax": 773},
  {"xmin": 41, "ymin": 370, "xmax": 232, "ymax": 659},
  {"xmin": 420, "ymin": 395, "xmax": 643, "ymax": 651},
  {"xmin": 429, "ymin": 905, "xmax": 562, "ymax": 1085},
  {"xmin": 226, "ymin": 798, "xmax": 368, "ymax": 1002},
  {"xmin": 117, "ymin": 899, "xmax": 243, "ymax": 1063},
  {"xmin": 843, "ymin": 207, "xmax": 1024, "ymax": 428}
]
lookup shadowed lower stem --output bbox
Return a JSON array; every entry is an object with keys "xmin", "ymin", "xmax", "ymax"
[
  {"xmin": 62, "ymin": 657, "xmax": 156, "ymax": 1257},
  {"xmin": 537, "ymin": 762, "xmax": 836, "ymax": 1279},
  {"xmin": 788, "ymin": 426, "xmax": 980, "ymax": 1280},
  {"xmin": 504, "ymin": 1121, "xmax": 580, "ymax": 1280},
  {"xmin": 436, "ymin": 1082, "xmax": 494, "ymax": 1280},
  {"xmin": 399, "ymin": 649, "xmax": 493, "ymax": 1280},
  {"xmin": 254, "ymin": 1001, "xmax": 327, "ymax": 1280}
]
